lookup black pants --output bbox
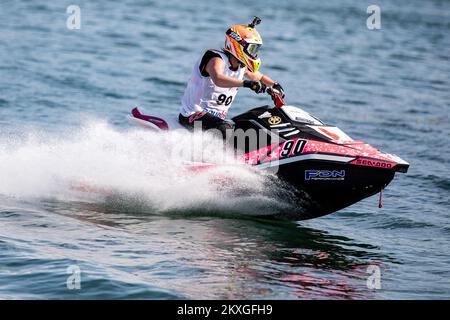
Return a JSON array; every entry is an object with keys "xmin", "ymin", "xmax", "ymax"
[{"xmin": 179, "ymin": 113, "xmax": 234, "ymax": 140}]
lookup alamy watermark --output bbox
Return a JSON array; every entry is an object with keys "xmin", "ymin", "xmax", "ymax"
[
  {"xmin": 65, "ymin": 5, "xmax": 380, "ymax": 31},
  {"xmin": 367, "ymin": 5, "xmax": 381, "ymax": 30},
  {"xmin": 66, "ymin": 5, "xmax": 81, "ymax": 30},
  {"xmin": 169, "ymin": 121, "xmax": 283, "ymax": 174},
  {"xmin": 66, "ymin": 265, "xmax": 81, "ymax": 290},
  {"xmin": 366, "ymin": 264, "xmax": 382, "ymax": 289}
]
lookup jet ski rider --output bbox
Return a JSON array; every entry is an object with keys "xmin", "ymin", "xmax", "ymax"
[{"xmin": 179, "ymin": 17, "xmax": 285, "ymax": 139}]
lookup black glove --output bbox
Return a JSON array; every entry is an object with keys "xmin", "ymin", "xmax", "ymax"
[
  {"xmin": 272, "ymin": 82, "xmax": 285, "ymax": 98},
  {"xmin": 243, "ymin": 80, "xmax": 267, "ymax": 94}
]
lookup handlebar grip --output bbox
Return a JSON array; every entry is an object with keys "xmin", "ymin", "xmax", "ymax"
[
  {"xmin": 267, "ymin": 87, "xmax": 281, "ymax": 96},
  {"xmin": 267, "ymin": 87, "xmax": 286, "ymax": 108}
]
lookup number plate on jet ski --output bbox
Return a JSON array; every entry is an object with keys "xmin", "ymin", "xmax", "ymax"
[{"xmin": 279, "ymin": 139, "xmax": 306, "ymax": 158}]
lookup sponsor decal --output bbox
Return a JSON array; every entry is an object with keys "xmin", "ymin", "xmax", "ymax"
[
  {"xmin": 203, "ymin": 107, "xmax": 227, "ymax": 120},
  {"xmin": 305, "ymin": 170, "xmax": 345, "ymax": 181},
  {"xmin": 268, "ymin": 116, "xmax": 282, "ymax": 125},
  {"xmin": 258, "ymin": 111, "xmax": 272, "ymax": 119},
  {"xmin": 189, "ymin": 112, "xmax": 207, "ymax": 123},
  {"xmin": 228, "ymin": 31, "xmax": 243, "ymax": 42},
  {"xmin": 294, "ymin": 116, "xmax": 315, "ymax": 124},
  {"xmin": 352, "ymin": 158, "xmax": 393, "ymax": 169}
]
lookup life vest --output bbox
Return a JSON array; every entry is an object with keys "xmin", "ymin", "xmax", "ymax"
[{"xmin": 180, "ymin": 50, "xmax": 245, "ymax": 120}]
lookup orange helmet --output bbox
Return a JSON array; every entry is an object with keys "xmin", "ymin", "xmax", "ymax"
[{"xmin": 224, "ymin": 17, "xmax": 263, "ymax": 73}]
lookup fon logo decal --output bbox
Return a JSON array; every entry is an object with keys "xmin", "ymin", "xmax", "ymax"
[{"xmin": 305, "ymin": 170, "xmax": 345, "ymax": 181}]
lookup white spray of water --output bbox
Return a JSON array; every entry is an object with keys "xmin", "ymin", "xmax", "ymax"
[{"xmin": 0, "ymin": 121, "xmax": 293, "ymax": 216}]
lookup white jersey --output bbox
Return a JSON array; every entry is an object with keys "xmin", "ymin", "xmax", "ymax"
[{"xmin": 180, "ymin": 50, "xmax": 245, "ymax": 119}]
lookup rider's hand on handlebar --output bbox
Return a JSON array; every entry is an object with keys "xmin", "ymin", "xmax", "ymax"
[
  {"xmin": 272, "ymin": 82, "xmax": 285, "ymax": 98},
  {"xmin": 243, "ymin": 80, "xmax": 267, "ymax": 94}
]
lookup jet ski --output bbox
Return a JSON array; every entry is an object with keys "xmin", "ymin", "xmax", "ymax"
[{"xmin": 129, "ymin": 89, "xmax": 409, "ymax": 219}]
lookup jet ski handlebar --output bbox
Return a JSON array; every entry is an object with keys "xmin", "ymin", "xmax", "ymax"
[{"xmin": 267, "ymin": 87, "xmax": 286, "ymax": 108}]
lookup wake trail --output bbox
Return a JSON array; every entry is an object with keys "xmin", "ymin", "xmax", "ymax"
[{"xmin": 0, "ymin": 120, "xmax": 297, "ymax": 216}]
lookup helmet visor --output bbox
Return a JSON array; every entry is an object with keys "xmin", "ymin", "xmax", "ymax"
[{"xmin": 245, "ymin": 43, "xmax": 261, "ymax": 60}]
